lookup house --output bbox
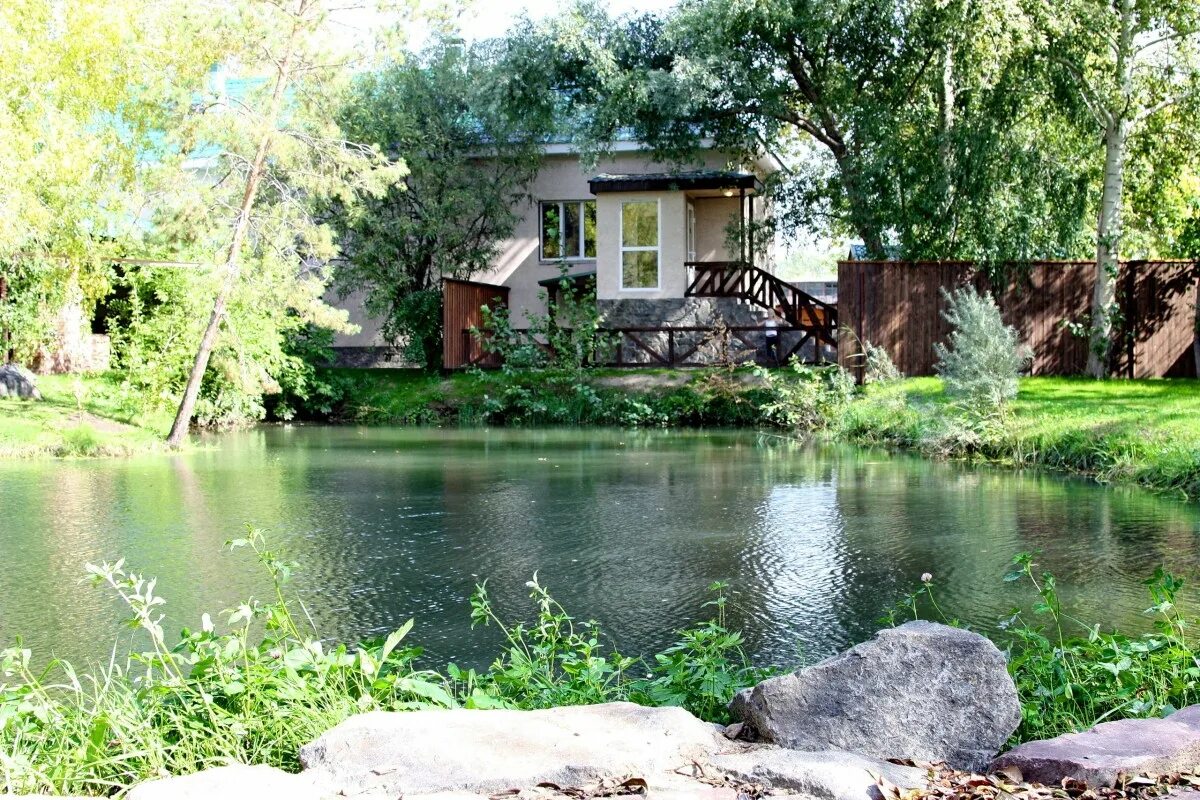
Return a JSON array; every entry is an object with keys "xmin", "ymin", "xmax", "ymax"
[{"xmin": 333, "ymin": 141, "xmax": 838, "ymax": 368}]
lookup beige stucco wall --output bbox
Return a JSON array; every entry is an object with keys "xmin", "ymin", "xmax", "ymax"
[
  {"xmin": 594, "ymin": 191, "xmax": 690, "ymax": 301},
  {"xmin": 481, "ymin": 149, "xmax": 744, "ymax": 323}
]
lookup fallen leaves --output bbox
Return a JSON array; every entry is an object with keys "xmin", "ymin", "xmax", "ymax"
[
  {"xmin": 488, "ymin": 776, "xmax": 647, "ymax": 799},
  {"xmin": 875, "ymin": 762, "xmax": 1200, "ymax": 800}
]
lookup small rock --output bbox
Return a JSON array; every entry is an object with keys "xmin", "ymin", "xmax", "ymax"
[
  {"xmin": 724, "ymin": 722, "xmax": 747, "ymax": 740},
  {"xmin": 990, "ymin": 705, "xmax": 1200, "ymax": 787},
  {"xmin": 0, "ymin": 364, "xmax": 40, "ymax": 400},
  {"xmin": 729, "ymin": 621, "xmax": 1021, "ymax": 772},
  {"xmin": 125, "ymin": 764, "xmax": 325, "ymax": 800},
  {"xmin": 711, "ymin": 748, "xmax": 928, "ymax": 800},
  {"xmin": 300, "ymin": 702, "xmax": 726, "ymax": 797}
]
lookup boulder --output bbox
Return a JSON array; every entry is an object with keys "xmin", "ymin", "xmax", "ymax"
[
  {"xmin": 299, "ymin": 702, "xmax": 728, "ymax": 797},
  {"xmin": 710, "ymin": 748, "xmax": 929, "ymax": 800},
  {"xmin": 125, "ymin": 764, "xmax": 325, "ymax": 800},
  {"xmin": 729, "ymin": 621, "xmax": 1021, "ymax": 772},
  {"xmin": 0, "ymin": 364, "xmax": 40, "ymax": 400},
  {"xmin": 990, "ymin": 705, "xmax": 1200, "ymax": 787}
]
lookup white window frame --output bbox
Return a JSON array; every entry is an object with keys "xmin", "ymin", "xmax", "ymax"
[
  {"xmin": 619, "ymin": 198, "xmax": 661, "ymax": 291},
  {"xmin": 539, "ymin": 200, "xmax": 596, "ymax": 262}
]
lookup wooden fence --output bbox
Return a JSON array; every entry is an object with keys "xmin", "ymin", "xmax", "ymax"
[
  {"xmin": 837, "ymin": 260, "xmax": 1199, "ymax": 379},
  {"xmin": 442, "ymin": 278, "xmax": 508, "ymax": 369}
]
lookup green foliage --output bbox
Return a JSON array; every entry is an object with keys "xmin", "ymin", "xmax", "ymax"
[
  {"xmin": 106, "ymin": 263, "xmax": 329, "ymax": 428},
  {"xmin": 333, "ymin": 36, "xmax": 552, "ymax": 369},
  {"xmin": 755, "ymin": 359, "xmax": 855, "ymax": 430},
  {"xmin": 1, "ymin": 535, "xmax": 769, "ymax": 795},
  {"xmin": 524, "ymin": 0, "xmax": 1094, "ymax": 262},
  {"xmin": 934, "ymin": 287, "xmax": 1029, "ymax": 419},
  {"xmin": 477, "ymin": 273, "xmax": 610, "ymax": 375},
  {"xmin": 888, "ymin": 553, "xmax": 1200, "ymax": 744},
  {"xmin": 630, "ymin": 582, "xmax": 773, "ymax": 723},
  {"xmin": 464, "ymin": 576, "xmax": 637, "ymax": 709},
  {"xmin": 0, "ymin": 528, "xmax": 448, "ymax": 796}
]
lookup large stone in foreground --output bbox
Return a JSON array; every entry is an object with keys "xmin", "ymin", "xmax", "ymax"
[
  {"xmin": 711, "ymin": 748, "xmax": 929, "ymax": 800},
  {"xmin": 991, "ymin": 705, "xmax": 1200, "ymax": 787},
  {"xmin": 299, "ymin": 702, "xmax": 727, "ymax": 796},
  {"xmin": 0, "ymin": 365, "xmax": 40, "ymax": 400},
  {"xmin": 730, "ymin": 621, "xmax": 1021, "ymax": 772}
]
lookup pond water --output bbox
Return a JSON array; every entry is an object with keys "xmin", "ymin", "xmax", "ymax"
[{"xmin": 2, "ymin": 426, "xmax": 1199, "ymax": 671}]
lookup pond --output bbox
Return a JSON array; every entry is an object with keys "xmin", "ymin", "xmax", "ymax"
[{"xmin": 1, "ymin": 426, "xmax": 1198, "ymax": 671}]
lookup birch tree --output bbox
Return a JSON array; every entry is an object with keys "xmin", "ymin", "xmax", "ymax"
[
  {"xmin": 1031, "ymin": 0, "xmax": 1200, "ymax": 377},
  {"xmin": 164, "ymin": 0, "xmax": 404, "ymax": 446}
]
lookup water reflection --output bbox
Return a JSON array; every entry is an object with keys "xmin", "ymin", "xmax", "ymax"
[{"xmin": 0, "ymin": 427, "xmax": 1197, "ymax": 670}]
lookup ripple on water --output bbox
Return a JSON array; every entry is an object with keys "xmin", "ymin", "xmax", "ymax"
[{"xmin": 0, "ymin": 428, "xmax": 1198, "ymax": 670}]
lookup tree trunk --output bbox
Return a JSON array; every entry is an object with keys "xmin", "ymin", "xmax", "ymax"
[
  {"xmin": 1086, "ymin": 117, "xmax": 1128, "ymax": 379},
  {"xmin": 165, "ymin": 2, "xmax": 306, "ymax": 447},
  {"xmin": 0, "ymin": 274, "xmax": 10, "ymax": 364}
]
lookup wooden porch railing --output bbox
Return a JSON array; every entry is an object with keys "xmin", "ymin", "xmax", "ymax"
[
  {"xmin": 462, "ymin": 325, "xmax": 835, "ymax": 369},
  {"xmin": 685, "ymin": 261, "xmax": 838, "ymax": 347}
]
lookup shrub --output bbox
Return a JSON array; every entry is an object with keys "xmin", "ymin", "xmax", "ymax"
[
  {"xmin": 756, "ymin": 359, "xmax": 855, "ymax": 430},
  {"xmin": 933, "ymin": 287, "xmax": 1029, "ymax": 418}
]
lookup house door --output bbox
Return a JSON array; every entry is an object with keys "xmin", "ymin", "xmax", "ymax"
[{"xmin": 686, "ymin": 202, "xmax": 697, "ymax": 263}]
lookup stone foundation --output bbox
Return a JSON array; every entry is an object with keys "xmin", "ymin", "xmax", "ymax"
[
  {"xmin": 331, "ymin": 346, "xmax": 418, "ymax": 369},
  {"xmin": 597, "ymin": 297, "xmax": 764, "ymax": 329}
]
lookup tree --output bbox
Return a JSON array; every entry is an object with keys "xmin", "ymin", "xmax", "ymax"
[
  {"xmin": 332, "ymin": 36, "xmax": 550, "ymax": 370},
  {"xmin": 0, "ymin": 0, "xmax": 220, "ymax": 361},
  {"xmin": 164, "ymin": 0, "xmax": 403, "ymax": 446},
  {"xmin": 1032, "ymin": 0, "xmax": 1200, "ymax": 377},
  {"xmin": 516, "ymin": 0, "xmax": 1092, "ymax": 263}
]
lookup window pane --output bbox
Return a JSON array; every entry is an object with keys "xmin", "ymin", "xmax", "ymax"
[
  {"xmin": 541, "ymin": 203, "xmax": 560, "ymax": 259},
  {"xmin": 621, "ymin": 201, "xmax": 657, "ymax": 247},
  {"xmin": 563, "ymin": 202, "xmax": 582, "ymax": 258},
  {"xmin": 583, "ymin": 201, "xmax": 597, "ymax": 258},
  {"xmin": 622, "ymin": 251, "xmax": 658, "ymax": 288}
]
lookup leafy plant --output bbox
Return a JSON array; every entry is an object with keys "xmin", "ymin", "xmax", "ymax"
[
  {"xmin": 933, "ymin": 286, "xmax": 1030, "ymax": 419},
  {"xmin": 755, "ymin": 358, "xmax": 855, "ymax": 430},
  {"xmin": 887, "ymin": 553, "xmax": 1200, "ymax": 744},
  {"xmin": 464, "ymin": 575, "xmax": 636, "ymax": 709},
  {"xmin": 0, "ymin": 528, "xmax": 447, "ymax": 796},
  {"xmin": 629, "ymin": 581, "xmax": 774, "ymax": 723}
]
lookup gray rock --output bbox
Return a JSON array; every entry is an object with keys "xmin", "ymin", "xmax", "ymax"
[
  {"xmin": 730, "ymin": 621, "xmax": 1021, "ymax": 772},
  {"xmin": 300, "ymin": 702, "xmax": 727, "ymax": 796},
  {"xmin": 125, "ymin": 764, "xmax": 325, "ymax": 800},
  {"xmin": 990, "ymin": 705, "xmax": 1200, "ymax": 787},
  {"xmin": 711, "ymin": 748, "xmax": 928, "ymax": 800},
  {"xmin": 0, "ymin": 364, "xmax": 40, "ymax": 400}
]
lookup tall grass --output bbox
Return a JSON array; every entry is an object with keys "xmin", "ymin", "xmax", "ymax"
[{"xmin": 1, "ymin": 533, "xmax": 766, "ymax": 796}]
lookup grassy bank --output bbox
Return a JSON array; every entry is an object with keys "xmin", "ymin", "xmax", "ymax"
[
  {"xmin": 311, "ymin": 367, "xmax": 1200, "ymax": 497},
  {"xmin": 311, "ymin": 366, "xmax": 773, "ymax": 427},
  {"xmin": 844, "ymin": 376, "xmax": 1200, "ymax": 497},
  {"xmin": 0, "ymin": 373, "xmax": 172, "ymax": 457}
]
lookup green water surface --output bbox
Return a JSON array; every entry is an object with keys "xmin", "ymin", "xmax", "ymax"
[{"xmin": 1, "ymin": 426, "xmax": 1197, "ymax": 669}]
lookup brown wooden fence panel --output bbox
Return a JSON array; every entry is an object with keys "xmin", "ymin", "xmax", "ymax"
[
  {"xmin": 838, "ymin": 260, "xmax": 1198, "ymax": 378},
  {"xmin": 442, "ymin": 278, "xmax": 509, "ymax": 369}
]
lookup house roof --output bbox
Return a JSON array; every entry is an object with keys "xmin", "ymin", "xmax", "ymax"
[{"xmin": 588, "ymin": 170, "xmax": 761, "ymax": 194}]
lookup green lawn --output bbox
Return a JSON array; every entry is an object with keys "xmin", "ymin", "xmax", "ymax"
[
  {"xmin": 881, "ymin": 376, "xmax": 1200, "ymax": 496},
  {"xmin": 0, "ymin": 373, "xmax": 172, "ymax": 457}
]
